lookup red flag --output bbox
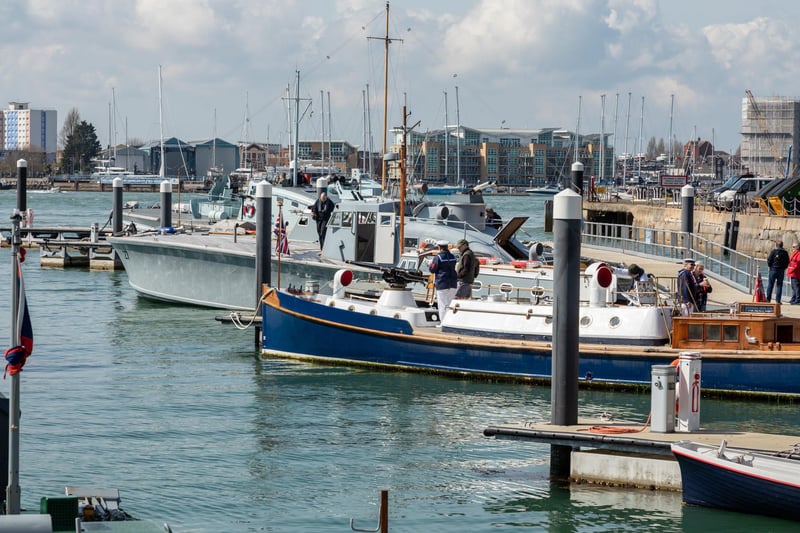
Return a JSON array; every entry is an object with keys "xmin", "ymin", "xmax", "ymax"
[
  {"xmin": 753, "ymin": 272, "xmax": 766, "ymax": 302},
  {"xmin": 5, "ymin": 255, "xmax": 33, "ymax": 376}
]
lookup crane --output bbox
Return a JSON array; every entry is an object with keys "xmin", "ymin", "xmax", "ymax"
[{"xmin": 744, "ymin": 89, "xmax": 784, "ymax": 173}]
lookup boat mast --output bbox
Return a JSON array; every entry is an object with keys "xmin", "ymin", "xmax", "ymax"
[
  {"xmin": 600, "ymin": 93, "xmax": 606, "ymax": 185},
  {"xmin": 637, "ymin": 96, "xmax": 644, "ymax": 179},
  {"xmin": 612, "ymin": 92, "xmax": 619, "ymax": 187},
  {"xmin": 367, "ymin": 2, "xmax": 401, "ymax": 193},
  {"xmin": 669, "ymin": 93, "xmax": 675, "ymax": 168},
  {"xmin": 327, "ymin": 91, "xmax": 332, "ymax": 173},
  {"xmin": 158, "ymin": 65, "xmax": 165, "ymax": 178},
  {"xmin": 623, "ymin": 92, "xmax": 631, "ymax": 186},
  {"xmin": 362, "ymin": 88, "xmax": 367, "ymax": 175},
  {"xmin": 212, "ymin": 108, "xmax": 217, "ymax": 170},
  {"xmin": 293, "ymin": 70, "xmax": 300, "ymax": 187},
  {"xmin": 320, "ymin": 90, "xmax": 325, "ymax": 171},
  {"xmin": 366, "ymin": 83, "xmax": 374, "ymax": 178},
  {"xmin": 574, "ymin": 95, "xmax": 581, "ymax": 163},
  {"xmin": 455, "ymin": 85, "xmax": 461, "ymax": 187}
]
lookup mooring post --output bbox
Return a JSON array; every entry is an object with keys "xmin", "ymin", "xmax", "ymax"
[
  {"xmin": 681, "ymin": 183, "xmax": 695, "ymax": 255},
  {"xmin": 112, "ymin": 177, "xmax": 123, "ymax": 234},
  {"xmin": 255, "ymin": 181, "xmax": 272, "ymax": 348},
  {"xmin": 16, "ymin": 159, "xmax": 27, "ymax": 213},
  {"xmin": 571, "ymin": 160, "xmax": 584, "ymax": 196},
  {"xmin": 550, "ymin": 183, "xmax": 582, "ymax": 478},
  {"xmin": 160, "ymin": 181, "xmax": 172, "ymax": 229}
]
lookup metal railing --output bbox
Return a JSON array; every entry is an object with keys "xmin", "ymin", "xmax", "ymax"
[{"xmin": 582, "ymin": 221, "xmax": 772, "ymax": 295}]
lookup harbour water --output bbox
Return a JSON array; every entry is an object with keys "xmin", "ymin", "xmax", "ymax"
[{"xmin": 1, "ymin": 190, "xmax": 799, "ymax": 532}]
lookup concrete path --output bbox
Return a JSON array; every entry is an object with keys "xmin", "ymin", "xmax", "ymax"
[{"xmin": 583, "ymin": 244, "xmax": 800, "ymax": 319}]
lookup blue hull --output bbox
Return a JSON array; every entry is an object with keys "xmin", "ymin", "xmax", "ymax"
[
  {"xmin": 674, "ymin": 450, "xmax": 800, "ymax": 521},
  {"xmin": 261, "ymin": 291, "xmax": 800, "ymax": 395}
]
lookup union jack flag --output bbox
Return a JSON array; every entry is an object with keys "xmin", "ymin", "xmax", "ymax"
[
  {"xmin": 5, "ymin": 251, "xmax": 33, "ymax": 377},
  {"xmin": 274, "ymin": 217, "xmax": 290, "ymax": 255}
]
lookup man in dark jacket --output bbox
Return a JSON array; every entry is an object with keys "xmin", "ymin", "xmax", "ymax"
[
  {"xmin": 767, "ymin": 240, "xmax": 790, "ymax": 303},
  {"xmin": 310, "ymin": 191, "xmax": 335, "ymax": 249},
  {"xmin": 455, "ymin": 238, "xmax": 479, "ymax": 299}
]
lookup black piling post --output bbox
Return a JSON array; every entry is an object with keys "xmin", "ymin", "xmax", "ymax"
[
  {"xmin": 255, "ymin": 181, "xmax": 272, "ymax": 348},
  {"xmin": 16, "ymin": 159, "xmax": 27, "ymax": 213},
  {"xmin": 681, "ymin": 183, "xmax": 695, "ymax": 255},
  {"xmin": 160, "ymin": 181, "xmax": 172, "ymax": 229},
  {"xmin": 570, "ymin": 161, "xmax": 584, "ymax": 196},
  {"xmin": 113, "ymin": 177, "xmax": 123, "ymax": 234},
  {"xmin": 550, "ymin": 186, "xmax": 582, "ymax": 478}
]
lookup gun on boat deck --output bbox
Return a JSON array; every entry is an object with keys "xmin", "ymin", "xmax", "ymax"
[{"xmin": 346, "ymin": 260, "xmax": 427, "ymax": 288}]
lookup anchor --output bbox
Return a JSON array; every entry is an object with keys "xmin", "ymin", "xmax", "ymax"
[{"xmin": 350, "ymin": 489, "xmax": 388, "ymax": 533}]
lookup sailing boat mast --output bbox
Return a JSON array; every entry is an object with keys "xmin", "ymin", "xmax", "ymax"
[
  {"xmin": 367, "ymin": 2, "xmax": 401, "ymax": 193},
  {"xmin": 574, "ymin": 95, "xmax": 582, "ymax": 163},
  {"xmin": 455, "ymin": 85, "xmax": 461, "ymax": 187},
  {"xmin": 637, "ymin": 96, "xmax": 644, "ymax": 179},
  {"xmin": 600, "ymin": 94, "xmax": 606, "ymax": 185},
  {"xmin": 320, "ymin": 90, "xmax": 325, "ymax": 171},
  {"xmin": 444, "ymin": 90, "xmax": 449, "ymax": 182},
  {"xmin": 158, "ymin": 65, "xmax": 165, "ymax": 178},
  {"xmin": 293, "ymin": 70, "xmax": 301, "ymax": 187}
]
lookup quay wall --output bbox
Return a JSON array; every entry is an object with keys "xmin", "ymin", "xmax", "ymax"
[{"xmin": 585, "ymin": 201, "xmax": 800, "ymax": 260}]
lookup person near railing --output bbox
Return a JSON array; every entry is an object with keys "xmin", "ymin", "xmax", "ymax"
[
  {"xmin": 766, "ymin": 240, "xmax": 790, "ymax": 304},
  {"xmin": 693, "ymin": 262, "xmax": 712, "ymax": 312},
  {"xmin": 787, "ymin": 243, "xmax": 800, "ymax": 305},
  {"xmin": 678, "ymin": 258, "xmax": 699, "ymax": 315}
]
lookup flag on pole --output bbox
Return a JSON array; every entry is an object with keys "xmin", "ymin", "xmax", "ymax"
[
  {"xmin": 5, "ymin": 254, "xmax": 34, "ymax": 377},
  {"xmin": 753, "ymin": 272, "xmax": 766, "ymax": 303},
  {"xmin": 274, "ymin": 217, "xmax": 290, "ymax": 255}
]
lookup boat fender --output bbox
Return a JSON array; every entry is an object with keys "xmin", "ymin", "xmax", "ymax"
[
  {"xmin": 157, "ymin": 226, "xmax": 176, "ymax": 235},
  {"xmin": 243, "ymin": 204, "xmax": 255, "ymax": 217},
  {"xmin": 24, "ymin": 208, "xmax": 33, "ymax": 226},
  {"xmin": 510, "ymin": 261, "xmax": 527, "ymax": 268}
]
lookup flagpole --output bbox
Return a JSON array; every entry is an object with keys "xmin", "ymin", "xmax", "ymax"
[{"xmin": 7, "ymin": 159, "xmax": 26, "ymax": 514}]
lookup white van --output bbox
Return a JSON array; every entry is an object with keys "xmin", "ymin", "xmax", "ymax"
[{"xmin": 715, "ymin": 176, "xmax": 775, "ymax": 210}]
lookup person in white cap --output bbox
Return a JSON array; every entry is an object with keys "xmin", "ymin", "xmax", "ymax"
[{"xmin": 428, "ymin": 240, "xmax": 458, "ymax": 318}]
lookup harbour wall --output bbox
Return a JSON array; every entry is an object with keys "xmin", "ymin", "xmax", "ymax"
[{"xmin": 585, "ymin": 201, "xmax": 800, "ymax": 260}]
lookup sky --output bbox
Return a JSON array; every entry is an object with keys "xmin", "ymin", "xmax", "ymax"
[{"xmin": 2, "ymin": 0, "xmax": 798, "ymax": 157}]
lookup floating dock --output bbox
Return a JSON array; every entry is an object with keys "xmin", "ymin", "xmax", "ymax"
[
  {"xmin": 485, "ymin": 419, "xmax": 800, "ymax": 490},
  {"xmin": 0, "ymin": 226, "xmax": 121, "ymax": 270}
]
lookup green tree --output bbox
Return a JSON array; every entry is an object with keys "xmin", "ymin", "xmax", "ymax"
[{"xmin": 61, "ymin": 120, "xmax": 101, "ymax": 174}]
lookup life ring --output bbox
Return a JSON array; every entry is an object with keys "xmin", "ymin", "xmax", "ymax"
[{"xmin": 243, "ymin": 204, "xmax": 255, "ymax": 217}]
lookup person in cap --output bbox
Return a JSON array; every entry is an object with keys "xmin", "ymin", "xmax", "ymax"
[
  {"xmin": 455, "ymin": 238, "xmax": 479, "ymax": 299},
  {"xmin": 677, "ymin": 259, "xmax": 699, "ymax": 315},
  {"xmin": 788, "ymin": 243, "xmax": 800, "ymax": 304},
  {"xmin": 428, "ymin": 240, "xmax": 458, "ymax": 318},
  {"xmin": 766, "ymin": 240, "xmax": 790, "ymax": 303}
]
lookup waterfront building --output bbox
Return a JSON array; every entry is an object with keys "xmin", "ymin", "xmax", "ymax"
[
  {"xmin": 194, "ymin": 137, "xmax": 238, "ymax": 176},
  {"xmin": 391, "ymin": 126, "xmax": 614, "ymax": 189},
  {"xmin": 741, "ymin": 95, "xmax": 800, "ymax": 178},
  {"xmin": 1, "ymin": 101, "xmax": 57, "ymax": 162}
]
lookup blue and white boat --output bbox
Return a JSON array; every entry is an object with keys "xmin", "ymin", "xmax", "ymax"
[
  {"xmin": 672, "ymin": 440, "xmax": 800, "ymax": 521},
  {"xmin": 260, "ymin": 267, "xmax": 800, "ymax": 396}
]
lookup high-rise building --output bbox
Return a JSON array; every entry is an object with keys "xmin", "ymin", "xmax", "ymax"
[{"xmin": 1, "ymin": 102, "xmax": 57, "ymax": 161}]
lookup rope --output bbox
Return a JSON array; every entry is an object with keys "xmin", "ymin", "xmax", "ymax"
[{"xmin": 582, "ymin": 412, "xmax": 652, "ymax": 434}]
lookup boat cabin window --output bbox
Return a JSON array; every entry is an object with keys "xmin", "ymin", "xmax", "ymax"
[
  {"xmin": 687, "ymin": 323, "xmax": 739, "ymax": 342},
  {"xmin": 379, "ymin": 214, "xmax": 392, "ymax": 226},
  {"xmin": 358, "ymin": 211, "xmax": 377, "ymax": 225},
  {"xmin": 330, "ymin": 211, "xmax": 353, "ymax": 228}
]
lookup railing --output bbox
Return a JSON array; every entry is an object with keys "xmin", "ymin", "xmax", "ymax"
[{"xmin": 582, "ymin": 221, "xmax": 769, "ymax": 295}]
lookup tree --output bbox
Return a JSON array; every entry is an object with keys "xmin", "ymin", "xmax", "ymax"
[
  {"xmin": 59, "ymin": 108, "xmax": 80, "ymax": 150},
  {"xmin": 61, "ymin": 121, "xmax": 101, "ymax": 174},
  {"xmin": 646, "ymin": 136, "xmax": 657, "ymax": 158}
]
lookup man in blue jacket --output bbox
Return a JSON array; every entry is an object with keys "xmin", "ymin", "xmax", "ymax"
[{"xmin": 428, "ymin": 240, "xmax": 458, "ymax": 319}]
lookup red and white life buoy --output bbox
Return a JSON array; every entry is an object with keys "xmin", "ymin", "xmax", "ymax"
[{"xmin": 242, "ymin": 204, "xmax": 255, "ymax": 217}]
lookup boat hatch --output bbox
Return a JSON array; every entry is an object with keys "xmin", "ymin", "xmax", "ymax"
[{"xmin": 493, "ymin": 216, "xmax": 529, "ymax": 259}]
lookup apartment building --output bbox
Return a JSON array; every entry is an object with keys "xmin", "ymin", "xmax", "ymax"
[{"xmin": 1, "ymin": 102, "xmax": 57, "ymax": 161}]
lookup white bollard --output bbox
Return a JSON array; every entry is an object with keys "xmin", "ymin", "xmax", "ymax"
[{"xmin": 676, "ymin": 351, "xmax": 702, "ymax": 432}]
